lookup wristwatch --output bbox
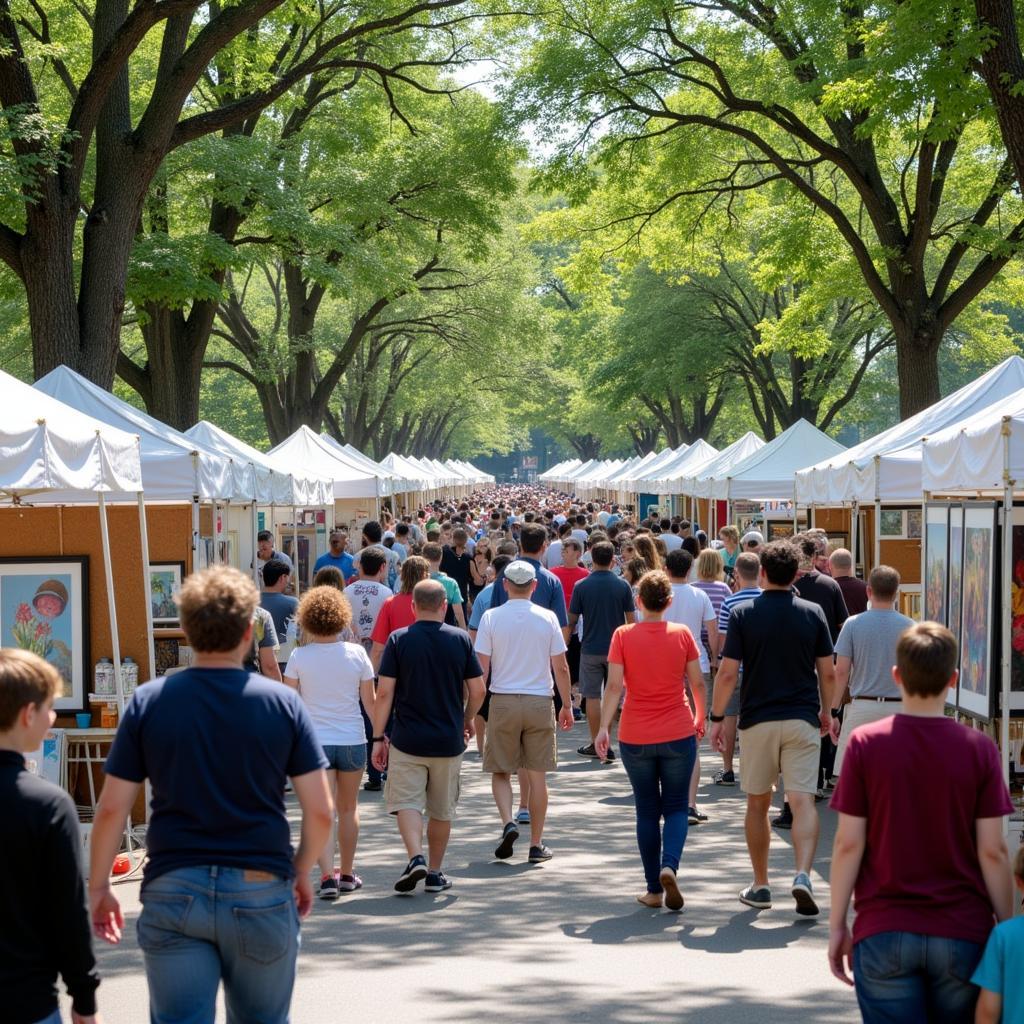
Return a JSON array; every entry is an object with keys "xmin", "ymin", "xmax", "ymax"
[
  {"xmin": 371, "ymin": 736, "xmax": 387, "ymax": 742},
  {"xmin": 829, "ymin": 708, "xmax": 842, "ymax": 719},
  {"xmin": 709, "ymin": 713, "xmax": 725, "ymax": 723}
]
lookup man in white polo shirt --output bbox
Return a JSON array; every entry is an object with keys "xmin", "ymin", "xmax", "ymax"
[{"xmin": 475, "ymin": 560, "xmax": 574, "ymax": 864}]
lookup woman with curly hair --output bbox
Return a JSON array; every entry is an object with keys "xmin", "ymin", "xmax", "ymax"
[{"xmin": 284, "ymin": 586, "xmax": 375, "ymax": 899}]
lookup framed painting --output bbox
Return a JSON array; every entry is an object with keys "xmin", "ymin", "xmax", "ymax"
[
  {"xmin": 0, "ymin": 557, "xmax": 89, "ymax": 713},
  {"xmin": 958, "ymin": 504, "xmax": 996, "ymax": 721},
  {"xmin": 879, "ymin": 509, "xmax": 905, "ymax": 538},
  {"xmin": 947, "ymin": 505, "xmax": 964, "ymax": 707},
  {"xmin": 1008, "ymin": 507, "xmax": 1024, "ymax": 712},
  {"xmin": 150, "ymin": 562, "xmax": 185, "ymax": 625},
  {"xmin": 924, "ymin": 504, "xmax": 948, "ymax": 626},
  {"xmin": 766, "ymin": 521, "xmax": 795, "ymax": 541},
  {"xmin": 906, "ymin": 509, "xmax": 923, "ymax": 540}
]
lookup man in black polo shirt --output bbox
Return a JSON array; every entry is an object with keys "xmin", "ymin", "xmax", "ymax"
[
  {"xmin": 710, "ymin": 540, "xmax": 835, "ymax": 919},
  {"xmin": 372, "ymin": 580, "xmax": 486, "ymax": 894}
]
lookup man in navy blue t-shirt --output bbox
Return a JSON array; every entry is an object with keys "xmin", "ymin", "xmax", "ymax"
[
  {"xmin": 372, "ymin": 579, "xmax": 485, "ymax": 895},
  {"xmin": 90, "ymin": 567, "xmax": 332, "ymax": 1024}
]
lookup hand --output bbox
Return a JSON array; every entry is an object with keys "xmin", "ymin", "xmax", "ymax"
[
  {"xmin": 371, "ymin": 739, "xmax": 389, "ymax": 773},
  {"xmin": 293, "ymin": 873, "xmax": 313, "ymax": 919},
  {"xmin": 829, "ymin": 715, "xmax": 841, "ymax": 745},
  {"xmin": 72, "ymin": 1013, "xmax": 102, "ymax": 1024},
  {"xmin": 709, "ymin": 721, "xmax": 724, "ymax": 753},
  {"xmin": 464, "ymin": 718, "xmax": 476, "ymax": 743},
  {"xmin": 558, "ymin": 706, "xmax": 575, "ymax": 731},
  {"xmin": 89, "ymin": 885, "xmax": 123, "ymax": 945},
  {"xmin": 694, "ymin": 717, "xmax": 706, "ymax": 740},
  {"xmin": 828, "ymin": 922, "xmax": 854, "ymax": 985},
  {"xmin": 595, "ymin": 728, "xmax": 610, "ymax": 761},
  {"xmin": 819, "ymin": 709, "xmax": 832, "ymax": 737}
]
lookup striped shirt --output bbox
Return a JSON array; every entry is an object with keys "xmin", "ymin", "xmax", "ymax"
[{"xmin": 718, "ymin": 586, "xmax": 763, "ymax": 637}]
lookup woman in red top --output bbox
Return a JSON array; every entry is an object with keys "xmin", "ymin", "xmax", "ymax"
[
  {"xmin": 369, "ymin": 556, "xmax": 429, "ymax": 672},
  {"xmin": 596, "ymin": 571, "xmax": 706, "ymax": 910}
]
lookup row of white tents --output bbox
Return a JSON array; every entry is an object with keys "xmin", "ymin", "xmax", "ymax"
[{"xmin": 1, "ymin": 364, "xmax": 492, "ymax": 708}]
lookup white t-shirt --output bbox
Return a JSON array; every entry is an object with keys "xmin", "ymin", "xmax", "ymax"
[
  {"xmin": 663, "ymin": 583, "xmax": 715, "ymax": 672},
  {"xmin": 545, "ymin": 540, "xmax": 564, "ymax": 570},
  {"xmin": 284, "ymin": 641, "xmax": 374, "ymax": 745},
  {"xmin": 475, "ymin": 601, "xmax": 567, "ymax": 696},
  {"xmin": 553, "ymin": 514, "xmax": 567, "ymax": 526},
  {"xmin": 571, "ymin": 529, "xmax": 589, "ymax": 549},
  {"xmin": 344, "ymin": 580, "xmax": 393, "ymax": 644},
  {"xmin": 661, "ymin": 533, "xmax": 683, "ymax": 552}
]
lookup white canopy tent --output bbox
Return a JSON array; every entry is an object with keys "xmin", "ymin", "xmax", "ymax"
[
  {"xmin": 2, "ymin": 369, "xmax": 145, "ymax": 711},
  {"xmin": 921, "ymin": 389, "xmax": 1024, "ymax": 792},
  {"xmin": 620, "ymin": 446, "xmax": 687, "ymax": 490},
  {"xmin": 684, "ymin": 432, "xmax": 766, "ymax": 498},
  {"xmin": 382, "ymin": 453, "xmax": 437, "ymax": 497},
  {"xmin": 647, "ymin": 440, "xmax": 720, "ymax": 493},
  {"xmin": 269, "ymin": 427, "xmax": 385, "ymax": 502},
  {"xmin": 538, "ymin": 458, "xmax": 581, "ymax": 483}
]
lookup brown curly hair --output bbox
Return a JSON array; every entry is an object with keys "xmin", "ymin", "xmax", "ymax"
[
  {"xmin": 298, "ymin": 585, "xmax": 353, "ymax": 638},
  {"xmin": 176, "ymin": 566, "xmax": 259, "ymax": 653},
  {"xmin": 637, "ymin": 570, "xmax": 672, "ymax": 612}
]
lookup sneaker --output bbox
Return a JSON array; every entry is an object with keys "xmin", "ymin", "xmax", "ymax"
[
  {"xmin": 738, "ymin": 884, "xmax": 772, "ymax": 910},
  {"xmin": 394, "ymin": 855, "xmax": 427, "ymax": 893},
  {"xmin": 659, "ymin": 867, "xmax": 684, "ymax": 911},
  {"xmin": 688, "ymin": 807, "xmax": 708, "ymax": 824},
  {"xmin": 516, "ymin": 808, "xmax": 531, "ymax": 825},
  {"xmin": 772, "ymin": 810, "xmax": 793, "ymax": 829},
  {"xmin": 338, "ymin": 874, "xmax": 362, "ymax": 893},
  {"xmin": 363, "ymin": 780, "xmax": 382, "ymax": 792},
  {"xmin": 528, "ymin": 844, "xmax": 553, "ymax": 863},
  {"xmin": 425, "ymin": 871, "xmax": 453, "ymax": 892},
  {"xmin": 572, "ymin": 707, "xmax": 584, "ymax": 721},
  {"xmin": 319, "ymin": 876, "xmax": 339, "ymax": 900},
  {"xmin": 495, "ymin": 821, "xmax": 519, "ymax": 860},
  {"xmin": 600, "ymin": 746, "xmax": 616, "ymax": 763},
  {"xmin": 713, "ymin": 769, "xmax": 736, "ymax": 786},
  {"xmin": 792, "ymin": 872, "xmax": 819, "ymax": 917},
  {"xmin": 577, "ymin": 743, "xmax": 600, "ymax": 758}
]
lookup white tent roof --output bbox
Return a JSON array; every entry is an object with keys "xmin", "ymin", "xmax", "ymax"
[
  {"xmin": 382, "ymin": 453, "xmax": 437, "ymax": 491},
  {"xmin": 685, "ymin": 432, "xmax": 766, "ymax": 498},
  {"xmin": 187, "ymin": 421, "xmax": 333, "ymax": 506},
  {"xmin": 573, "ymin": 459, "xmax": 622, "ymax": 486},
  {"xmin": 709, "ymin": 419, "xmax": 846, "ymax": 500},
  {"xmin": 622, "ymin": 446, "xmax": 687, "ymax": 489},
  {"xmin": 35, "ymin": 367, "xmax": 249, "ymax": 502},
  {"xmin": 269, "ymin": 427, "xmax": 384, "ymax": 499},
  {"xmin": 795, "ymin": 356, "xmax": 1024, "ymax": 504},
  {"xmin": 450, "ymin": 459, "xmax": 490, "ymax": 484},
  {"xmin": 646, "ymin": 440, "xmax": 720, "ymax": 492},
  {"xmin": 922, "ymin": 388, "xmax": 1024, "ymax": 493},
  {"xmin": 0, "ymin": 369, "xmax": 143, "ymax": 500},
  {"xmin": 561, "ymin": 458, "xmax": 599, "ymax": 483},
  {"xmin": 606, "ymin": 451, "xmax": 658, "ymax": 486},
  {"xmin": 539, "ymin": 458, "xmax": 580, "ymax": 482},
  {"xmin": 316, "ymin": 435, "xmax": 414, "ymax": 496},
  {"xmin": 408, "ymin": 455, "xmax": 456, "ymax": 489}
]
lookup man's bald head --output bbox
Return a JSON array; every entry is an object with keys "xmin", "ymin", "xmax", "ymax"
[{"xmin": 413, "ymin": 579, "xmax": 447, "ymax": 618}]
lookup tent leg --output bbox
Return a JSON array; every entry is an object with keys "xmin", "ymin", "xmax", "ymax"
[
  {"xmin": 1001, "ymin": 429, "xmax": 1013, "ymax": 800},
  {"xmin": 191, "ymin": 497, "xmax": 201, "ymax": 572},
  {"xmin": 873, "ymin": 499, "xmax": 882, "ymax": 571},
  {"xmin": 851, "ymin": 502, "xmax": 859, "ymax": 573},
  {"xmin": 98, "ymin": 495, "xmax": 125, "ymax": 714},
  {"xmin": 292, "ymin": 505, "xmax": 300, "ymax": 597},
  {"xmin": 251, "ymin": 504, "xmax": 261, "ymax": 586},
  {"xmin": 137, "ymin": 493, "xmax": 156, "ymax": 684}
]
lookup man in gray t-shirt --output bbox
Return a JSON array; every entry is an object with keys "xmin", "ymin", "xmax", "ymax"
[{"xmin": 832, "ymin": 565, "xmax": 914, "ymax": 775}]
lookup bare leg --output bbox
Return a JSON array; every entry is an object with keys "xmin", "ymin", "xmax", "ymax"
[
  {"xmin": 517, "ymin": 769, "xmax": 531, "ymax": 812},
  {"xmin": 586, "ymin": 698, "xmax": 601, "ymax": 742},
  {"xmin": 722, "ymin": 717, "xmax": 738, "ymax": 773},
  {"xmin": 317, "ymin": 770, "xmax": 339, "ymax": 879},
  {"xmin": 491, "ymin": 772, "xmax": 514, "ymax": 824},
  {"xmin": 396, "ymin": 809, "xmax": 424, "ymax": 859},
  {"xmin": 426, "ymin": 818, "xmax": 452, "ymax": 871},
  {"xmin": 336, "ymin": 769, "xmax": 362, "ymax": 876},
  {"xmin": 745, "ymin": 791, "xmax": 772, "ymax": 887},
  {"xmin": 474, "ymin": 716, "xmax": 486, "ymax": 755},
  {"xmin": 526, "ymin": 770, "xmax": 548, "ymax": 846},
  {"xmin": 787, "ymin": 791, "xmax": 819, "ymax": 875}
]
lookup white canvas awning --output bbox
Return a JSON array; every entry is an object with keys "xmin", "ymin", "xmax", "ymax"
[
  {"xmin": 382, "ymin": 453, "xmax": 437, "ymax": 492},
  {"xmin": 795, "ymin": 356, "xmax": 1024, "ymax": 504},
  {"xmin": 646, "ymin": 440, "xmax": 720, "ymax": 492},
  {"xmin": 685, "ymin": 432, "xmax": 766, "ymax": 498},
  {"xmin": 621, "ymin": 447, "xmax": 687, "ymax": 489},
  {"xmin": 269, "ymin": 427, "xmax": 383, "ymax": 499}
]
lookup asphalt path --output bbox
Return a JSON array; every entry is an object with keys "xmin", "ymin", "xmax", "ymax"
[{"xmin": 69, "ymin": 724, "xmax": 861, "ymax": 1023}]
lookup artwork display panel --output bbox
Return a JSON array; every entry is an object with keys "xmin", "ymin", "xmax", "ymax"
[
  {"xmin": 958, "ymin": 504, "xmax": 997, "ymax": 721},
  {"xmin": 924, "ymin": 505, "xmax": 948, "ymax": 627},
  {"xmin": 150, "ymin": 562, "xmax": 185, "ymax": 625}
]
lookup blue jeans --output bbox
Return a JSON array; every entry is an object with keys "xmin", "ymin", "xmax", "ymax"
[
  {"xmin": 854, "ymin": 931, "xmax": 983, "ymax": 1023},
  {"xmin": 31, "ymin": 1011, "xmax": 62, "ymax": 1024},
  {"xmin": 138, "ymin": 866, "xmax": 300, "ymax": 1024},
  {"xmin": 619, "ymin": 737, "xmax": 697, "ymax": 893}
]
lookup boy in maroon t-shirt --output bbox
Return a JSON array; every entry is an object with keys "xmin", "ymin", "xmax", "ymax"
[{"xmin": 828, "ymin": 622, "xmax": 1013, "ymax": 1022}]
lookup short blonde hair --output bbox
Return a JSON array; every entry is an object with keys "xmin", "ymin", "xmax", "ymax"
[
  {"xmin": 0, "ymin": 649, "xmax": 60, "ymax": 730},
  {"xmin": 696, "ymin": 548, "xmax": 725, "ymax": 582},
  {"xmin": 176, "ymin": 566, "xmax": 258, "ymax": 653},
  {"xmin": 718, "ymin": 525, "xmax": 739, "ymax": 545},
  {"xmin": 298, "ymin": 586, "xmax": 352, "ymax": 637}
]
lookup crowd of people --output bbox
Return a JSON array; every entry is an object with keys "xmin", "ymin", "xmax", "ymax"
[{"xmin": 2, "ymin": 484, "xmax": 1021, "ymax": 1024}]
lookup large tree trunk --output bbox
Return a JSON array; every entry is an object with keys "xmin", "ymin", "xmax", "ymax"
[
  {"xmin": 893, "ymin": 323, "xmax": 942, "ymax": 418},
  {"xmin": 976, "ymin": 0, "xmax": 1024, "ymax": 196},
  {"xmin": 134, "ymin": 308, "xmax": 207, "ymax": 429}
]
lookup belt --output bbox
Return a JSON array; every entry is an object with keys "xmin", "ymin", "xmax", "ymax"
[{"xmin": 853, "ymin": 696, "xmax": 901, "ymax": 703}]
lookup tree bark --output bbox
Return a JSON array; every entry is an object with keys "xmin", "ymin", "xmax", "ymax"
[{"xmin": 976, "ymin": 0, "xmax": 1024, "ymax": 195}]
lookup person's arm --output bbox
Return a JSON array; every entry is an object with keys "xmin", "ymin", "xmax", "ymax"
[
  {"xmin": 260, "ymin": 646, "xmax": 283, "ymax": 681},
  {"xmin": 704, "ymin": 617, "xmax": 719, "ymax": 668},
  {"xmin": 89, "ymin": 775, "xmax": 142, "ymax": 944},
  {"xmin": 454, "ymin": 602, "xmax": 468, "ymax": 630},
  {"xmin": 685, "ymin": 658, "xmax": 706, "ymax": 732},
  {"xmin": 359, "ymin": 678, "xmax": 375, "ymax": 721},
  {"xmin": 975, "ymin": 989, "xmax": 1002, "ymax": 1024},
  {"xmin": 833, "ymin": 655, "xmax": 852, "ymax": 711},
  {"xmin": 475, "ymin": 652, "xmax": 491, "ymax": 678},
  {"xmin": 708, "ymin": 657, "xmax": 739, "ymax": 753},
  {"xmin": 595, "ymin": 661, "xmax": 625, "ymax": 759},
  {"xmin": 370, "ymin": 641, "xmax": 386, "ymax": 676},
  {"xmin": 371, "ymin": 675, "xmax": 396, "ymax": 771},
  {"xmin": 623, "ymin": 611, "xmax": 636, "ymax": 625},
  {"xmin": 464, "ymin": 675, "xmax": 486, "ymax": 734},
  {"xmin": 816, "ymin": 654, "xmax": 837, "ymax": 739},
  {"xmin": 976, "ymin": 817, "xmax": 1013, "ymax": 922},
  {"xmin": 828, "ymin": 812, "xmax": 867, "ymax": 986},
  {"xmin": 282, "ymin": 674, "xmax": 298, "ymax": 690},
  {"xmin": 289, "ymin": 768, "xmax": 334, "ymax": 918},
  {"xmin": 552, "ymin": 652, "xmax": 574, "ymax": 729}
]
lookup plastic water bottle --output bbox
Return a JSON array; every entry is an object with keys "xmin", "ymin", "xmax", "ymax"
[
  {"xmin": 121, "ymin": 656, "xmax": 138, "ymax": 695},
  {"xmin": 94, "ymin": 657, "xmax": 114, "ymax": 695}
]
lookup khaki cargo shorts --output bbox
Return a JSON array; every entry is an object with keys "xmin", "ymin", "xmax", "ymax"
[
  {"xmin": 385, "ymin": 745, "xmax": 463, "ymax": 820},
  {"xmin": 483, "ymin": 693, "xmax": 557, "ymax": 773},
  {"xmin": 739, "ymin": 719, "xmax": 820, "ymax": 795}
]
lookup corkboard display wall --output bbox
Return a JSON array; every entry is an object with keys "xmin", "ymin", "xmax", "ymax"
[
  {"xmin": 0, "ymin": 503, "xmax": 193, "ymax": 720},
  {"xmin": 880, "ymin": 539, "xmax": 922, "ymax": 584}
]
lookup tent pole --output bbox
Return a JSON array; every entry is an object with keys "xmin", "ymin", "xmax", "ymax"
[
  {"xmin": 1001, "ymin": 421, "xmax": 1013, "ymax": 798},
  {"xmin": 137, "ymin": 493, "xmax": 156, "ymax": 684},
  {"xmin": 851, "ymin": 501, "xmax": 859, "ymax": 572},
  {"xmin": 873, "ymin": 498, "xmax": 882, "ymax": 572},
  {"xmin": 214, "ymin": 501, "xmax": 224, "ymax": 564},
  {"xmin": 98, "ymin": 494, "xmax": 125, "ymax": 714},
  {"xmin": 920, "ymin": 491, "xmax": 929, "ymax": 621},
  {"xmin": 191, "ymin": 496, "xmax": 200, "ymax": 571},
  {"xmin": 292, "ymin": 504, "xmax": 300, "ymax": 597},
  {"xmin": 251, "ymin": 503, "xmax": 260, "ymax": 586}
]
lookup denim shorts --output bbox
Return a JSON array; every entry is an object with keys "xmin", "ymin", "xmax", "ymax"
[{"xmin": 322, "ymin": 743, "xmax": 367, "ymax": 772}]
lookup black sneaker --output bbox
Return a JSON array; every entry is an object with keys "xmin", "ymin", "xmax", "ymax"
[
  {"xmin": 601, "ymin": 746, "xmax": 616, "ymax": 763},
  {"xmin": 528, "ymin": 844, "xmax": 553, "ymax": 863},
  {"xmin": 425, "ymin": 871, "xmax": 453, "ymax": 892},
  {"xmin": 577, "ymin": 743, "xmax": 600, "ymax": 758},
  {"xmin": 688, "ymin": 807, "xmax": 708, "ymax": 825},
  {"xmin": 772, "ymin": 810, "xmax": 793, "ymax": 829},
  {"xmin": 363, "ymin": 780, "xmax": 382, "ymax": 792},
  {"xmin": 319, "ymin": 876, "xmax": 339, "ymax": 900},
  {"xmin": 394, "ymin": 855, "xmax": 427, "ymax": 893},
  {"xmin": 713, "ymin": 769, "xmax": 736, "ymax": 786},
  {"xmin": 739, "ymin": 884, "xmax": 772, "ymax": 910},
  {"xmin": 495, "ymin": 821, "xmax": 519, "ymax": 860}
]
